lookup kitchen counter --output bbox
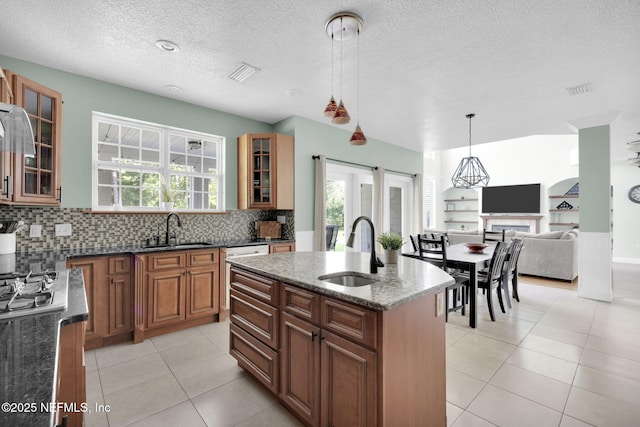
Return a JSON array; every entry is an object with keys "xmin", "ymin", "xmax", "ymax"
[
  {"xmin": 226, "ymin": 251, "xmax": 454, "ymax": 310},
  {"xmin": 0, "ymin": 268, "xmax": 88, "ymax": 427},
  {"xmin": 3, "ymin": 239, "xmax": 296, "ymax": 273}
]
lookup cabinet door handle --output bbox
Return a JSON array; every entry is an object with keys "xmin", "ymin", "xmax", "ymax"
[
  {"xmin": 319, "ymin": 333, "xmax": 325, "ymax": 342},
  {"xmin": 183, "ymin": 270, "xmax": 188, "ymax": 276},
  {"xmin": 56, "ymin": 186, "xmax": 62, "ymax": 202},
  {"xmin": 3, "ymin": 176, "xmax": 12, "ymax": 199},
  {"xmin": 311, "ymin": 331, "xmax": 317, "ymax": 341}
]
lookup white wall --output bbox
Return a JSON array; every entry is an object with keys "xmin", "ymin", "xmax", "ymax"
[
  {"xmin": 439, "ymin": 135, "xmax": 579, "ymax": 232},
  {"xmin": 437, "ymin": 134, "xmax": 640, "ymax": 261}
]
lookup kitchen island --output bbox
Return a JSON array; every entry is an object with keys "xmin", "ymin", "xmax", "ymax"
[{"xmin": 226, "ymin": 251, "xmax": 454, "ymax": 427}]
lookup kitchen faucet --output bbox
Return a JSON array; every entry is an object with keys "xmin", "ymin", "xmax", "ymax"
[
  {"xmin": 345, "ymin": 216, "xmax": 384, "ymax": 274},
  {"xmin": 165, "ymin": 212, "xmax": 182, "ymax": 245}
]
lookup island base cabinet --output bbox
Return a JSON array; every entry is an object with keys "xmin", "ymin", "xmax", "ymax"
[
  {"xmin": 320, "ymin": 330, "xmax": 377, "ymax": 427},
  {"xmin": 280, "ymin": 312, "xmax": 376, "ymax": 427},
  {"xmin": 280, "ymin": 312, "xmax": 320, "ymax": 426},
  {"xmin": 230, "ymin": 323, "xmax": 278, "ymax": 393},
  {"xmin": 56, "ymin": 321, "xmax": 86, "ymax": 427}
]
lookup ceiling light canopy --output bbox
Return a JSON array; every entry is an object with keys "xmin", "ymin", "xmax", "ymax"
[{"xmin": 451, "ymin": 113, "xmax": 490, "ymax": 188}]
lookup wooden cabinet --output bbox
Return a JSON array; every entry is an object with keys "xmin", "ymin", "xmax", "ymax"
[
  {"xmin": 56, "ymin": 320, "xmax": 86, "ymax": 427},
  {"xmin": 238, "ymin": 133, "xmax": 294, "ymax": 210},
  {"xmin": 67, "ymin": 257, "xmax": 107, "ymax": 350},
  {"xmin": 269, "ymin": 241, "xmax": 296, "ymax": 253},
  {"xmin": 68, "ymin": 255, "xmax": 133, "ymax": 350},
  {"xmin": 229, "ymin": 267, "xmax": 447, "ymax": 427},
  {"xmin": 1, "ymin": 70, "xmax": 62, "ymax": 205},
  {"xmin": 108, "ymin": 256, "xmax": 133, "ymax": 336},
  {"xmin": 134, "ymin": 248, "xmax": 220, "ymax": 342},
  {"xmin": 279, "ymin": 289, "xmax": 377, "ymax": 427}
]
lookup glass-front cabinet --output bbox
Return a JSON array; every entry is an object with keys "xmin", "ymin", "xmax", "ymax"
[
  {"xmin": 237, "ymin": 133, "xmax": 294, "ymax": 210},
  {"xmin": 0, "ymin": 70, "xmax": 62, "ymax": 206}
]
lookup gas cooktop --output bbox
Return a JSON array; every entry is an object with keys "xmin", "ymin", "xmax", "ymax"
[{"xmin": 0, "ymin": 270, "xmax": 69, "ymax": 320}]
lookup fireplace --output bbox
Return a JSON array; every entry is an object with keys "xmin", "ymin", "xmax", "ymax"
[
  {"xmin": 492, "ymin": 224, "xmax": 530, "ymax": 232},
  {"xmin": 480, "ymin": 215, "xmax": 543, "ymax": 234}
]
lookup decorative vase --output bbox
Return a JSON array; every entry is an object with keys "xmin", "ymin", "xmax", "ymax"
[
  {"xmin": 385, "ymin": 249, "xmax": 399, "ymax": 264},
  {"xmin": 162, "ymin": 201, "xmax": 174, "ymax": 211}
]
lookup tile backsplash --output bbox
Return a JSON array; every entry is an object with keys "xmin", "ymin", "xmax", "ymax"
[{"xmin": 0, "ymin": 207, "xmax": 295, "ymax": 251}]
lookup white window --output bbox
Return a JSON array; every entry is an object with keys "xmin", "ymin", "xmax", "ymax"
[
  {"xmin": 92, "ymin": 112, "xmax": 224, "ymax": 211},
  {"xmin": 424, "ymin": 176, "xmax": 436, "ymax": 229},
  {"xmin": 384, "ymin": 174, "xmax": 414, "ymax": 252}
]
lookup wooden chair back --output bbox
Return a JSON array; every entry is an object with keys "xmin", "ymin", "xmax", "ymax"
[
  {"xmin": 487, "ymin": 241, "xmax": 510, "ymax": 284},
  {"xmin": 483, "ymin": 228, "xmax": 505, "ymax": 243},
  {"xmin": 417, "ymin": 235, "xmax": 448, "ymax": 270}
]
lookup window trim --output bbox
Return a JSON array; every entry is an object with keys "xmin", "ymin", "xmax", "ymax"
[{"xmin": 91, "ymin": 112, "xmax": 225, "ymax": 212}]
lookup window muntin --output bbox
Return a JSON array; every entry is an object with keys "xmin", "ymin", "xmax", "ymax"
[{"xmin": 93, "ymin": 113, "xmax": 224, "ymax": 211}]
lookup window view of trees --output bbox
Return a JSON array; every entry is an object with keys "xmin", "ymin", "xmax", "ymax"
[
  {"xmin": 326, "ymin": 179, "xmax": 345, "ymax": 251},
  {"xmin": 94, "ymin": 114, "xmax": 223, "ymax": 211}
]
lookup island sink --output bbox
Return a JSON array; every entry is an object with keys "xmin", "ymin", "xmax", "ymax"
[{"xmin": 317, "ymin": 271, "xmax": 380, "ymax": 287}]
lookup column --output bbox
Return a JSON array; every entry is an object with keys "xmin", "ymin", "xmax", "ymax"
[{"xmin": 578, "ymin": 125, "xmax": 612, "ymax": 301}]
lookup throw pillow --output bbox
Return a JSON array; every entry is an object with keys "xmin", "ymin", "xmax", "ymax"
[{"xmin": 534, "ymin": 231, "xmax": 565, "ymax": 239}]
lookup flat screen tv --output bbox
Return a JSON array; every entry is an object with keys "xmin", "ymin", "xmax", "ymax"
[{"xmin": 481, "ymin": 184, "xmax": 541, "ymax": 214}]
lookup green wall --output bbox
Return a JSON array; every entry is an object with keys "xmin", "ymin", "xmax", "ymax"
[
  {"xmin": 2, "ymin": 56, "xmax": 423, "ymax": 233},
  {"xmin": 579, "ymin": 125, "xmax": 611, "ymax": 232},
  {"xmin": 0, "ymin": 55, "xmax": 272, "ymax": 209},
  {"xmin": 278, "ymin": 116, "xmax": 423, "ymax": 231}
]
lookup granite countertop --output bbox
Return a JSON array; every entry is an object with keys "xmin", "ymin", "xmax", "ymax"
[
  {"xmin": 226, "ymin": 252, "xmax": 454, "ymax": 311},
  {"xmin": 0, "ymin": 269, "xmax": 88, "ymax": 427}
]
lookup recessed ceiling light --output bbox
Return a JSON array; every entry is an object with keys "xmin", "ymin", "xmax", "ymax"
[
  {"xmin": 285, "ymin": 89, "xmax": 302, "ymax": 97},
  {"xmin": 155, "ymin": 40, "xmax": 179, "ymax": 53},
  {"xmin": 165, "ymin": 85, "xmax": 183, "ymax": 93}
]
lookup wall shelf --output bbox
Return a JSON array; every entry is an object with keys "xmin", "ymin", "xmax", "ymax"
[{"xmin": 442, "ymin": 188, "xmax": 479, "ymax": 231}]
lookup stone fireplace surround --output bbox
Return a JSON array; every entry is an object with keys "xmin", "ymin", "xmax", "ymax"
[{"xmin": 479, "ymin": 215, "xmax": 544, "ymax": 234}]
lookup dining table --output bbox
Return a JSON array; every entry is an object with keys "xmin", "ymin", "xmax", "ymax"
[{"xmin": 402, "ymin": 243, "xmax": 495, "ymax": 328}]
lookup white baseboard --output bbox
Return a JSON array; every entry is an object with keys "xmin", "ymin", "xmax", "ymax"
[{"xmin": 612, "ymin": 257, "xmax": 640, "ymax": 265}]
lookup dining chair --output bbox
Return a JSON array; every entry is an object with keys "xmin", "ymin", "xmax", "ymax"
[
  {"xmin": 417, "ymin": 235, "xmax": 468, "ymax": 321},
  {"xmin": 466, "ymin": 241, "xmax": 510, "ymax": 321},
  {"xmin": 483, "ymin": 228, "xmax": 505, "ymax": 244},
  {"xmin": 502, "ymin": 238, "xmax": 525, "ymax": 303},
  {"xmin": 325, "ymin": 225, "xmax": 339, "ymax": 251}
]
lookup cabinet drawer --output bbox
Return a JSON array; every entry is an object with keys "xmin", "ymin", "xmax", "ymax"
[
  {"xmin": 321, "ymin": 297, "xmax": 378, "ymax": 349},
  {"xmin": 230, "ymin": 323, "xmax": 278, "ymax": 394},
  {"xmin": 230, "ymin": 267, "xmax": 279, "ymax": 305},
  {"xmin": 281, "ymin": 285, "xmax": 319, "ymax": 324},
  {"xmin": 148, "ymin": 252, "xmax": 186, "ymax": 271},
  {"xmin": 108, "ymin": 256, "xmax": 131, "ymax": 275},
  {"xmin": 230, "ymin": 289, "xmax": 278, "ymax": 349},
  {"xmin": 187, "ymin": 249, "xmax": 218, "ymax": 267}
]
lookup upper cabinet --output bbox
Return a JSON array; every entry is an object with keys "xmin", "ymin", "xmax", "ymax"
[
  {"xmin": 238, "ymin": 133, "xmax": 294, "ymax": 210},
  {"xmin": 1, "ymin": 70, "xmax": 62, "ymax": 206}
]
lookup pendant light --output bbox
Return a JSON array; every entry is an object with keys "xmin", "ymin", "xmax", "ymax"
[
  {"xmin": 323, "ymin": 33, "xmax": 338, "ymax": 117},
  {"xmin": 349, "ymin": 26, "xmax": 367, "ymax": 145},
  {"xmin": 332, "ymin": 16, "xmax": 350, "ymax": 124},
  {"xmin": 451, "ymin": 113, "xmax": 490, "ymax": 188},
  {"xmin": 324, "ymin": 13, "xmax": 362, "ymax": 125}
]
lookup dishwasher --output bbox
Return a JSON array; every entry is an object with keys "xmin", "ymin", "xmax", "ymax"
[{"xmin": 225, "ymin": 244, "xmax": 270, "ymax": 311}]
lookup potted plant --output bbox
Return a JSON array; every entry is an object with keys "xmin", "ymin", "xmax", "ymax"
[
  {"xmin": 160, "ymin": 177, "xmax": 176, "ymax": 210},
  {"xmin": 377, "ymin": 232, "xmax": 405, "ymax": 264}
]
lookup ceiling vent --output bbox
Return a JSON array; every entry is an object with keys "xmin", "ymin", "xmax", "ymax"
[
  {"xmin": 227, "ymin": 62, "xmax": 261, "ymax": 83},
  {"xmin": 566, "ymin": 83, "xmax": 593, "ymax": 96}
]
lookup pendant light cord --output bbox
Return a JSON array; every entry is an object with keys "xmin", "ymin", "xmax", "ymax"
[
  {"xmin": 356, "ymin": 28, "xmax": 360, "ymax": 123},
  {"xmin": 339, "ymin": 16, "xmax": 343, "ymax": 101},
  {"xmin": 331, "ymin": 33, "xmax": 334, "ymax": 96},
  {"xmin": 468, "ymin": 115, "xmax": 472, "ymax": 157}
]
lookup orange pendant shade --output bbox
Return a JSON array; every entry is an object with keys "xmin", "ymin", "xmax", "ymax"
[
  {"xmin": 332, "ymin": 100, "xmax": 350, "ymax": 124},
  {"xmin": 349, "ymin": 124, "xmax": 367, "ymax": 145},
  {"xmin": 323, "ymin": 96, "xmax": 338, "ymax": 117}
]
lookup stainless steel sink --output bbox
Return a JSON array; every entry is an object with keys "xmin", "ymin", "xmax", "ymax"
[{"xmin": 317, "ymin": 271, "xmax": 380, "ymax": 287}]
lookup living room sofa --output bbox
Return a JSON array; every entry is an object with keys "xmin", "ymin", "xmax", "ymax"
[{"xmin": 425, "ymin": 228, "xmax": 579, "ymax": 281}]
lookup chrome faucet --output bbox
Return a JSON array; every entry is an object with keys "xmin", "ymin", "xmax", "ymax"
[
  {"xmin": 345, "ymin": 216, "xmax": 384, "ymax": 274},
  {"xmin": 165, "ymin": 212, "xmax": 182, "ymax": 245}
]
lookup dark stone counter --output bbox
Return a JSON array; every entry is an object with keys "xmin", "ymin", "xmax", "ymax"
[{"xmin": 0, "ymin": 269, "xmax": 88, "ymax": 427}]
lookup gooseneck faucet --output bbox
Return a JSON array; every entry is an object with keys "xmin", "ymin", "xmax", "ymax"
[
  {"xmin": 165, "ymin": 212, "xmax": 183, "ymax": 245},
  {"xmin": 345, "ymin": 216, "xmax": 385, "ymax": 274}
]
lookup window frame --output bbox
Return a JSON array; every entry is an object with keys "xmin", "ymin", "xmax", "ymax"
[{"xmin": 91, "ymin": 112, "xmax": 225, "ymax": 212}]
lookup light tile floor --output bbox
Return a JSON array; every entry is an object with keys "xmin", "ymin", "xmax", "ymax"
[{"xmin": 85, "ymin": 275, "xmax": 640, "ymax": 427}]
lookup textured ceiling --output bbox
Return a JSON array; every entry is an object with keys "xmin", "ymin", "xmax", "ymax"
[{"xmin": 1, "ymin": 0, "xmax": 639, "ymax": 160}]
